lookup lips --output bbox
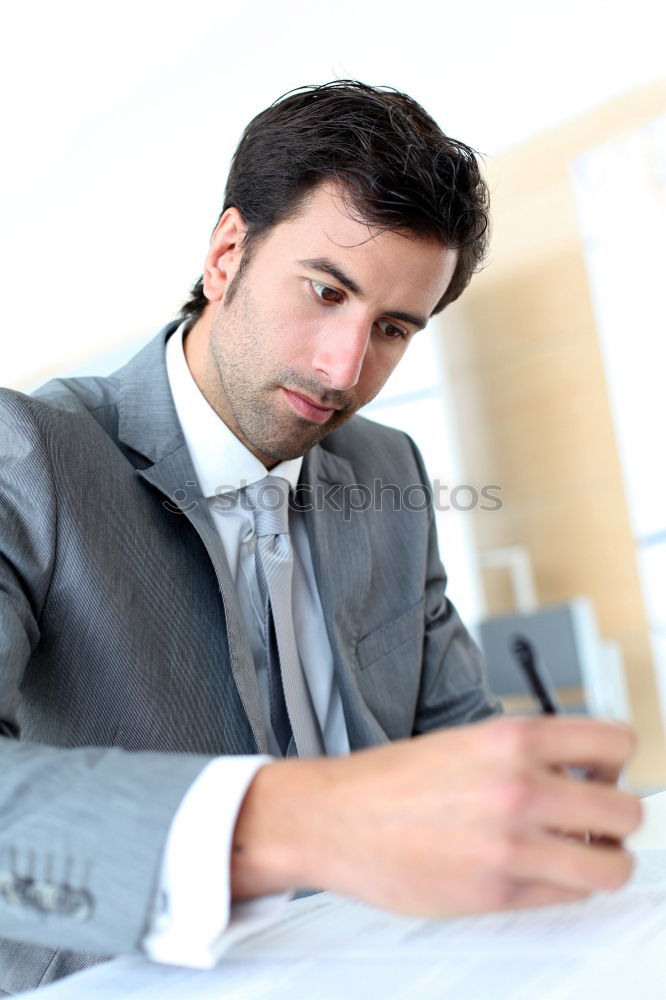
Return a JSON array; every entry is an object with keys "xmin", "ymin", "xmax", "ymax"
[{"xmin": 281, "ymin": 388, "xmax": 338, "ymax": 424}]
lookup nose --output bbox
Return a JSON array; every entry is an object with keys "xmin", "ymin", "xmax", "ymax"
[{"xmin": 311, "ymin": 320, "xmax": 371, "ymax": 391}]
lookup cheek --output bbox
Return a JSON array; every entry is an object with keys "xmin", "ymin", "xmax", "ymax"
[{"xmin": 277, "ymin": 317, "xmax": 325, "ymax": 360}]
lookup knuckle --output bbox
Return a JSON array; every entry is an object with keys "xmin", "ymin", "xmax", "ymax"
[
  {"xmin": 486, "ymin": 830, "xmax": 523, "ymax": 873},
  {"xmin": 604, "ymin": 720, "xmax": 637, "ymax": 762},
  {"xmin": 490, "ymin": 716, "xmax": 539, "ymax": 759},
  {"xmin": 623, "ymin": 795, "xmax": 643, "ymax": 835},
  {"xmin": 617, "ymin": 721, "xmax": 637, "ymax": 757},
  {"xmin": 493, "ymin": 773, "xmax": 537, "ymax": 816}
]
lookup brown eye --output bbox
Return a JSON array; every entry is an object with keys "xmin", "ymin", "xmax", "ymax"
[
  {"xmin": 312, "ymin": 281, "xmax": 344, "ymax": 304},
  {"xmin": 377, "ymin": 320, "xmax": 407, "ymax": 340}
]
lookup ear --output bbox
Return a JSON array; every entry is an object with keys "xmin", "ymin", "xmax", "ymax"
[{"xmin": 201, "ymin": 207, "xmax": 247, "ymax": 303}]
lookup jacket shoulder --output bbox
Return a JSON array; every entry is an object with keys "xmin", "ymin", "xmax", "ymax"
[
  {"xmin": 0, "ymin": 375, "xmax": 121, "ymax": 448},
  {"xmin": 32, "ymin": 373, "xmax": 120, "ymax": 414}
]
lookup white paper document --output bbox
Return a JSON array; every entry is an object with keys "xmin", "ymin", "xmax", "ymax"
[{"xmin": 19, "ymin": 848, "xmax": 666, "ymax": 1000}]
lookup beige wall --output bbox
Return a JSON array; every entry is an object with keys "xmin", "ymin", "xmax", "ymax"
[{"xmin": 441, "ymin": 81, "xmax": 666, "ymax": 787}]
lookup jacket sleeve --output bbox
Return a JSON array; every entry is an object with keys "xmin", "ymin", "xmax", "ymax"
[
  {"xmin": 0, "ymin": 391, "xmax": 213, "ymax": 959},
  {"xmin": 405, "ymin": 435, "xmax": 503, "ymax": 733}
]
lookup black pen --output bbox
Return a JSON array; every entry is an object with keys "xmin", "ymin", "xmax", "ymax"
[
  {"xmin": 510, "ymin": 634, "xmax": 559, "ymax": 715},
  {"xmin": 511, "ymin": 634, "xmax": 591, "ymax": 842}
]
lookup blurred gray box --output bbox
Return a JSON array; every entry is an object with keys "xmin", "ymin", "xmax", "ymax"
[{"xmin": 478, "ymin": 597, "xmax": 630, "ymax": 720}]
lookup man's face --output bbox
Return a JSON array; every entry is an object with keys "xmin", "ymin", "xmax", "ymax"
[{"xmin": 190, "ymin": 184, "xmax": 457, "ymax": 468}]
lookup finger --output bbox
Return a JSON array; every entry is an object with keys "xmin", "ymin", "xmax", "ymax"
[
  {"xmin": 528, "ymin": 770, "xmax": 642, "ymax": 841},
  {"xmin": 510, "ymin": 832, "xmax": 635, "ymax": 895},
  {"xmin": 491, "ymin": 716, "xmax": 636, "ymax": 773},
  {"xmin": 500, "ymin": 882, "xmax": 592, "ymax": 911}
]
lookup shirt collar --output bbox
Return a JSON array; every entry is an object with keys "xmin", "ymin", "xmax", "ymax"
[{"xmin": 165, "ymin": 321, "xmax": 303, "ymax": 499}]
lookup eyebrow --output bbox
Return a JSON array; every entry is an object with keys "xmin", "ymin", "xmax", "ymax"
[{"xmin": 297, "ymin": 256, "xmax": 428, "ymax": 331}]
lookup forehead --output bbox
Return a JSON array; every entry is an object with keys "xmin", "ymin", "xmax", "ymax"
[{"xmin": 256, "ymin": 183, "xmax": 456, "ymax": 313}]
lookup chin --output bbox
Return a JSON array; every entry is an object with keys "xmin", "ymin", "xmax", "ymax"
[
  {"xmin": 254, "ymin": 430, "xmax": 328, "ymax": 464},
  {"xmin": 246, "ymin": 410, "xmax": 353, "ymax": 465}
]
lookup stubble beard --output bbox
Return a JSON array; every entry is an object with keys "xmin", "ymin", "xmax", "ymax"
[{"xmin": 207, "ymin": 284, "xmax": 359, "ymax": 465}]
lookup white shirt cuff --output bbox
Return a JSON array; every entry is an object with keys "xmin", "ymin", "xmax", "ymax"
[{"xmin": 142, "ymin": 755, "xmax": 292, "ymax": 968}]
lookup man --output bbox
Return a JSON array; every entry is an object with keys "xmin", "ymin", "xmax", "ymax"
[{"xmin": 0, "ymin": 81, "xmax": 640, "ymax": 994}]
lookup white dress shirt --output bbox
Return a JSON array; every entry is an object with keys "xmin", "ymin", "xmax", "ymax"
[{"xmin": 143, "ymin": 323, "xmax": 349, "ymax": 967}]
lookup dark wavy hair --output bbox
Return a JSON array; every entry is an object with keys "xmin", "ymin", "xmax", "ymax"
[{"xmin": 179, "ymin": 80, "xmax": 489, "ymax": 320}]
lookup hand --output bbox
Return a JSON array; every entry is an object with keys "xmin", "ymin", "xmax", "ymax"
[{"xmin": 231, "ymin": 715, "xmax": 641, "ymax": 917}]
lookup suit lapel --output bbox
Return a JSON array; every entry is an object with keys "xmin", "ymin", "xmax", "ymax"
[
  {"xmin": 113, "ymin": 324, "xmax": 266, "ymax": 752},
  {"xmin": 139, "ymin": 449, "xmax": 266, "ymax": 752},
  {"xmin": 301, "ymin": 445, "xmax": 388, "ymax": 748}
]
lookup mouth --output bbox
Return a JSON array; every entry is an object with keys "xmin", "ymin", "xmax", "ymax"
[{"xmin": 281, "ymin": 387, "xmax": 339, "ymax": 424}]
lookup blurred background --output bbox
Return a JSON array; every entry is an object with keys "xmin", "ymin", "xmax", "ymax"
[{"xmin": 1, "ymin": 0, "xmax": 664, "ymax": 786}]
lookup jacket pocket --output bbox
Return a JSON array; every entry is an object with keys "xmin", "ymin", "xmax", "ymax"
[{"xmin": 356, "ymin": 597, "xmax": 425, "ymax": 671}]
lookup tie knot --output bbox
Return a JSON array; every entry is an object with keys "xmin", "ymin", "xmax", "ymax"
[{"xmin": 244, "ymin": 477, "xmax": 290, "ymax": 537}]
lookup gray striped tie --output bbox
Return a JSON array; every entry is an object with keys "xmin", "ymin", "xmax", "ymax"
[{"xmin": 244, "ymin": 477, "xmax": 324, "ymax": 758}]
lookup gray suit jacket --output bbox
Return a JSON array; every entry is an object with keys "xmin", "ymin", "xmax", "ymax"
[{"xmin": 0, "ymin": 322, "xmax": 498, "ymax": 993}]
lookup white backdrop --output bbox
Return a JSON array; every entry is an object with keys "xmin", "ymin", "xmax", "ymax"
[{"xmin": 1, "ymin": 0, "xmax": 664, "ymax": 388}]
